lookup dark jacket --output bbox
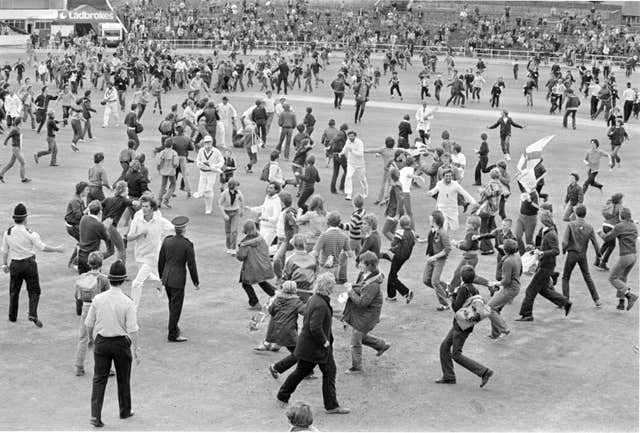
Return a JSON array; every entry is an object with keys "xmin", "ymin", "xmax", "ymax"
[
  {"xmin": 452, "ymin": 283, "xmax": 479, "ymax": 331},
  {"xmin": 385, "ymin": 183, "xmax": 404, "ymax": 218},
  {"xmin": 601, "ymin": 220, "xmax": 637, "ymax": 257},
  {"xmin": 342, "ymin": 271, "xmax": 384, "ymax": 334},
  {"xmin": 158, "ymin": 234, "xmax": 199, "ymax": 288},
  {"xmin": 78, "ymin": 215, "xmax": 110, "ymax": 255},
  {"xmin": 265, "ymin": 295, "xmax": 305, "ymax": 347},
  {"xmin": 294, "ymin": 293, "xmax": 334, "ymax": 363},
  {"xmin": 390, "ymin": 228, "xmax": 416, "ymax": 261},
  {"xmin": 488, "ymin": 116, "xmax": 523, "ymax": 137},
  {"xmin": 65, "ymin": 197, "xmax": 85, "ymax": 226},
  {"xmin": 536, "ymin": 227, "xmax": 560, "ymax": 269},
  {"xmin": 125, "ymin": 171, "xmax": 149, "ymax": 198},
  {"xmin": 236, "ymin": 233, "xmax": 275, "ymax": 284}
]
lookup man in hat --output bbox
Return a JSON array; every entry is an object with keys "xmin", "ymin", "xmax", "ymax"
[
  {"xmin": 85, "ymin": 260, "xmax": 139, "ymax": 428},
  {"xmin": 516, "ymin": 211, "xmax": 572, "ymax": 321},
  {"xmin": 193, "ymin": 136, "xmax": 224, "ymax": 214},
  {"xmin": 157, "ymin": 216, "xmax": 200, "ymax": 342},
  {"xmin": 2, "ymin": 203, "xmax": 64, "ymax": 327}
]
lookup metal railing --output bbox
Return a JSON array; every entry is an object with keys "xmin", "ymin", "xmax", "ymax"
[{"xmin": 140, "ymin": 39, "xmax": 632, "ymax": 65}]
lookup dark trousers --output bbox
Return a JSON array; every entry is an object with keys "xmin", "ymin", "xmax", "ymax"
[
  {"xmin": 390, "ymin": 83, "xmax": 401, "ymax": 97},
  {"xmin": 330, "ymin": 154, "xmax": 347, "ymax": 193},
  {"xmin": 242, "ymin": 281, "xmax": 275, "ymax": 306},
  {"xmin": 582, "ymin": 170, "xmax": 602, "ymax": 193},
  {"xmin": 277, "ymin": 77, "xmax": 288, "ymax": 95},
  {"xmin": 561, "ymin": 252, "xmax": 599, "ymax": 302},
  {"xmin": 277, "ymin": 351, "xmax": 339, "ymax": 410},
  {"xmin": 498, "ymin": 195, "xmax": 508, "ymax": 220},
  {"xmin": 255, "ymin": 122, "xmax": 267, "ymax": 145},
  {"xmin": 490, "ymin": 94, "xmax": 500, "ymax": 107},
  {"xmin": 82, "ymin": 118, "xmax": 93, "ymax": 139},
  {"xmin": 599, "ymin": 225, "xmax": 615, "ymax": 265},
  {"xmin": 623, "ymin": 100, "xmax": 633, "ymax": 122},
  {"xmin": 298, "ymin": 188, "xmax": 314, "ymax": 213},
  {"xmin": 479, "ymin": 216, "xmax": 496, "ymax": 253},
  {"xmin": 519, "ymin": 266, "xmax": 569, "ymax": 317},
  {"xmin": 333, "ymin": 92, "xmax": 344, "ymax": 108},
  {"xmin": 91, "ymin": 335, "xmax": 132, "ymax": 420},
  {"xmin": 66, "ymin": 224, "xmax": 80, "ymax": 265},
  {"xmin": 590, "ymin": 96, "xmax": 599, "ymax": 117},
  {"xmin": 387, "ymin": 256, "xmax": 410, "ymax": 298},
  {"xmin": 354, "ymin": 100, "xmax": 366, "ymax": 122},
  {"xmin": 277, "ymin": 127, "xmax": 294, "ymax": 159},
  {"xmin": 8, "ymin": 257, "xmax": 40, "ymax": 321},
  {"xmin": 563, "ymin": 110, "xmax": 577, "ymax": 128},
  {"xmin": 166, "ymin": 286, "xmax": 185, "ymax": 340},
  {"xmin": 273, "ymin": 345, "xmax": 298, "ymax": 374},
  {"xmin": 420, "ymin": 86, "xmax": 430, "ymax": 99},
  {"xmin": 439, "ymin": 324, "xmax": 488, "ymax": 381},
  {"xmin": 474, "ymin": 155, "xmax": 494, "ymax": 184}
]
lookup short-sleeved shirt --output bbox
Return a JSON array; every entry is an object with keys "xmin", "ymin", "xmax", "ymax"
[
  {"xmin": 85, "ymin": 286, "xmax": 139, "ymax": 338},
  {"xmin": 399, "ymin": 166, "xmax": 414, "ymax": 193},
  {"xmin": 1, "ymin": 224, "xmax": 45, "ymax": 261}
]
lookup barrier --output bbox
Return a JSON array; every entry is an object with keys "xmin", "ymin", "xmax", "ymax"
[
  {"xmin": 141, "ymin": 39, "xmax": 631, "ymax": 65},
  {"xmin": 0, "ymin": 34, "xmax": 29, "ymax": 47}
]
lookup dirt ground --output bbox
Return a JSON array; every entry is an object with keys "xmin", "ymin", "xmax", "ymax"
[{"xmin": 0, "ymin": 50, "xmax": 637, "ymax": 431}]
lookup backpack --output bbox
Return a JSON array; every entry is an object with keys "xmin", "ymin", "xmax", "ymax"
[
  {"xmin": 75, "ymin": 272, "xmax": 100, "ymax": 303},
  {"xmin": 259, "ymin": 162, "xmax": 270, "ymax": 182},
  {"xmin": 455, "ymin": 294, "xmax": 491, "ymax": 330}
]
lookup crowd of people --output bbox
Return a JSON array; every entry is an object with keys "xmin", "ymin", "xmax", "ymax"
[{"xmin": 1, "ymin": 4, "xmax": 639, "ymax": 430}]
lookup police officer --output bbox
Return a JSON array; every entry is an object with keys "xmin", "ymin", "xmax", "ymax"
[
  {"xmin": 85, "ymin": 260, "xmax": 139, "ymax": 428},
  {"xmin": 1, "ymin": 203, "xmax": 64, "ymax": 327},
  {"xmin": 158, "ymin": 216, "xmax": 199, "ymax": 342}
]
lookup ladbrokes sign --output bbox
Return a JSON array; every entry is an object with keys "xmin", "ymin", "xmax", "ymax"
[{"xmin": 58, "ymin": 10, "xmax": 115, "ymax": 21}]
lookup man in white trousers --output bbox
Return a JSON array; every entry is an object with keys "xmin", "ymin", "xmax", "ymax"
[
  {"xmin": 341, "ymin": 130, "xmax": 368, "ymax": 201},
  {"xmin": 193, "ymin": 136, "xmax": 224, "ymax": 214},
  {"xmin": 126, "ymin": 195, "xmax": 174, "ymax": 307},
  {"xmin": 218, "ymin": 96, "xmax": 238, "ymax": 147},
  {"xmin": 102, "ymin": 81, "xmax": 120, "ymax": 128},
  {"xmin": 248, "ymin": 182, "xmax": 282, "ymax": 250},
  {"xmin": 415, "ymin": 102, "xmax": 437, "ymax": 144}
]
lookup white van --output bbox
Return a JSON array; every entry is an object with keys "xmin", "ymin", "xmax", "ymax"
[{"xmin": 100, "ymin": 22, "xmax": 124, "ymax": 47}]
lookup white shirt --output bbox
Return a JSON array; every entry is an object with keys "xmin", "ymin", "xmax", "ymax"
[
  {"xmin": 342, "ymin": 138, "xmax": 366, "ymax": 168},
  {"xmin": 415, "ymin": 106, "xmax": 435, "ymax": 131},
  {"xmin": 428, "ymin": 180, "xmax": 476, "ymax": 216},
  {"xmin": 1, "ymin": 224, "xmax": 46, "ymax": 261},
  {"xmin": 85, "ymin": 286, "xmax": 139, "ymax": 338},
  {"xmin": 263, "ymin": 96, "xmax": 276, "ymax": 113},
  {"xmin": 622, "ymin": 88, "xmax": 636, "ymax": 101},
  {"xmin": 104, "ymin": 87, "xmax": 118, "ymax": 103},
  {"xmin": 217, "ymin": 102, "xmax": 237, "ymax": 121},
  {"xmin": 451, "ymin": 153, "xmax": 467, "ymax": 178},
  {"xmin": 196, "ymin": 146, "xmax": 224, "ymax": 174},
  {"xmin": 183, "ymin": 106, "xmax": 197, "ymax": 124},
  {"xmin": 127, "ymin": 210, "xmax": 173, "ymax": 266},
  {"xmin": 399, "ymin": 166, "xmax": 414, "ymax": 193},
  {"xmin": 4, "ymin": 94, "xmax": 23, "ymax": 118},
  {"xmin": 251, "ymin": 194, "xmax": 282, "ymax": 231}
]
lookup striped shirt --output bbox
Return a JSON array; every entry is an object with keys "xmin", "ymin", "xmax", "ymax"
[
  {"xmin": 346, "ymin": 208, "xmax": 365, "ymax": 241},
  {"xmin": 313, "ymin": 227, "xmax": 350, "ymax": 267}
]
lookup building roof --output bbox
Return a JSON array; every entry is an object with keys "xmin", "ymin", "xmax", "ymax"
[{"xmin": 622, "ymin": 2, "xmax": 640, "ymax": 17}]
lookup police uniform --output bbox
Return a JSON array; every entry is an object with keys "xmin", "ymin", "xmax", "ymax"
[
  {"xmin": 157, "ymin": 216, "xmax": 199, "ymax": 342},
  {"xmin": 1, "ymin": 204, "xmax": 46, "ymax": 327}
]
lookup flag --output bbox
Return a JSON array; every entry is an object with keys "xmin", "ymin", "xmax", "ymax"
[
  {"xmin": 517, "ymin": 135, "xmax": 554, "ymax": 173},
  {"xmin": 515, "ymin": 168, "xmax": 545, "ymax": 193}
]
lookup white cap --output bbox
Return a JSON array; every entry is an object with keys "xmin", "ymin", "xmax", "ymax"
[{"xmin": 203, "ymin": 135, "xmax": 213, "ymax": 143}]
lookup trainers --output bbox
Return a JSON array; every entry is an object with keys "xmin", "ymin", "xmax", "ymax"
[
  {"xmin": 480, "ymin": 369, "xmax": 494, "ymax": 388},
  {"xmin": 254, "ymin": 342, "xmax": 271, "ymax": 352},
  {"xmin": 626, "ymin": 293, "xmax": 638, "ymax": 311},
  {"xmin": 345, "ymin": 367, "xmax": 363, "ymax": 374},
  {"xmin": 376, "ymin": 343, "xmax": 391, "ymax": 357},
  {"xmin": 21, "ymin": 178, "xmax": 32, "ymax": 183},
  {"xmin": 75, "ymin": 366, "xmax": 85, "ymax": 376},
  {"xmin": 594, "ymin": 300, "xmax": 602, "ymax": 308},
  {"xmin": 617, "ymin": 299, "xmax": 626, "ymax": 310},
  {"xmin": 386, "ymin": 296, "xmax": 397, "ymax": 302},
  {"xmin": 564, "ymin": 301, "xmax": 572, "ymax": 316},
  {"xmin": 436, "ymin": 305, "xmax": 450, "ymax": 311},
  {"xmin": 268, "ymin": 364, "xmax": 279, "ymax": 379},
  {"xmin": 406, "ymin": 290, "xmax": 414, "ymax": 304},
  {"xmin": 28, "ymin": 316, "xmax": 43, "ymax": 328},
  {"xmin": 326, "ymin": 407, "xmax": 350, "ymax": 415}
]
